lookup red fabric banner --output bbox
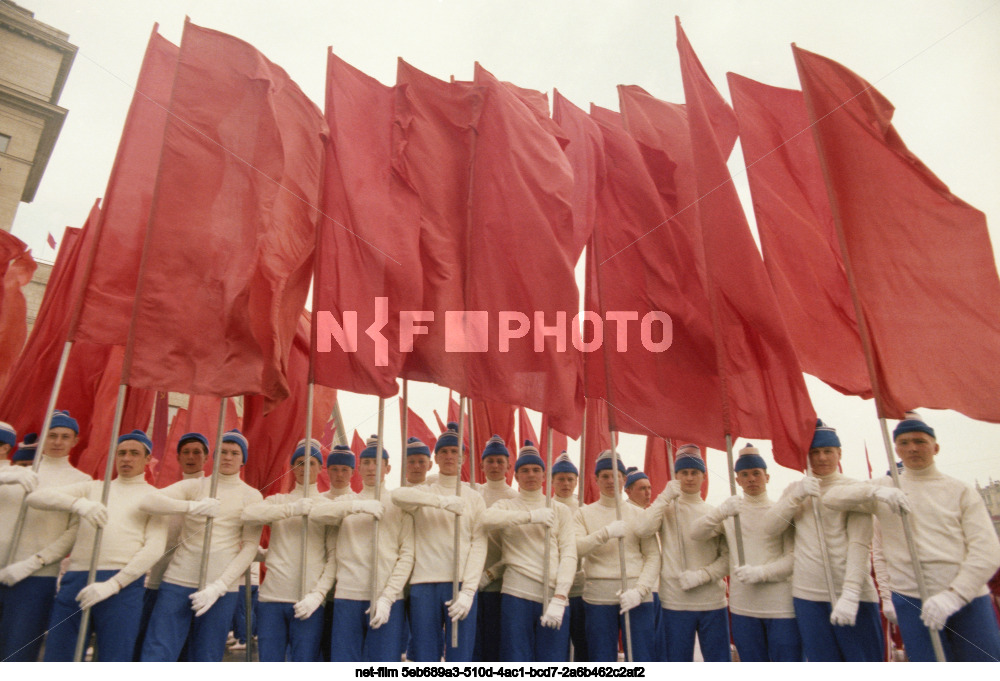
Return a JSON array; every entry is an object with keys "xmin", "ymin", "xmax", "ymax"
[
  {"xmin": 350, "ymin": 430, "xmax": 364, "ymax": 492},
  {"xmin": 399, "ymin": 401, "xmax": 437, "ymax": 449},
  {"xmin": 517, "ymin": 406, "xmax": 539, "ymax": 450},
  {"xmin": 582, "ymin": 398, "xmax": 615, "ymax": 504},
  {"xmin": 0, "ymin": 231, "xmax": 34, "ymax": 390},
  {"xmin": 539, "ymin": 412, "xmax": 569, "ymax": 463}
]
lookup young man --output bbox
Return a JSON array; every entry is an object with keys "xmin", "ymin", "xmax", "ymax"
[
  {"xmin": 139, "ymin": 429, "xmax": 263, "ymax": 662},
  {"xmin": 823, "ymin": 413, "xmax": 1000, "ymax": 661},
  {"xmin": 551, "ymin": 452, "xmax": 588, "ymax": 661},
  {"xmin": 634, "ymin": 445, "xmax": 730, "ymax": 662},
  {"xmin": 0, "ymin": 410, "xmax": 91, "ymax": 662},
  {"xmin": 690, "ymin": 443, "xmax": 800, "ymax": 661},
  {"xmin": 311, "ymin": 436, "xmax": 414, "ymax": 661},
  {"xmin": 0, "ymin": 421, "xmax": 14, "ymax": 467},
  {"xmin": 25, "ymin": 430, "xmax": 168, "ymax": 661},
  {"xmin": 240, "ymin": 439, "xmax": 336, "ymax": 661},
  {"xmin": 10, "ymin": 434, "xmax": 37, "ymax": 467},
  {"xmin": 575, "ymin": 450, "xmax": 660, "ymax": 661},
  {"xmin": 624, "ymin": 468, "xmax": 652, "ymax": 509},
  {"xmin": 318, "ymin": 442, "xmax": 359, "ymax": 661},
  {"xmin": 480, "ymin": 443, "xmax": 576, "ymax": 662},
  {"xmin": 762, "ymin": 420, "xmax": 882, "ymax": 661},
  {"xmin": 391, "ymin": 423, "xmax": 487, "ymax": 662},
  {"xmin": 405, "ymin": 436, "xmax": 434, "ymax": 486}
]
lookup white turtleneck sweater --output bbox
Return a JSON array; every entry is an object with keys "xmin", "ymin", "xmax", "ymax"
[
  {"xmin": 762, "ymin": 472, "xmax": 877, "ymax": 604},
  {"xmin": 140, "ymin": 472, "xmax": 263, "ymax": 592},
  {"xmin": 241, "ymin": 482, "xmax": 337, "ymax": 604},
  {"xmin": 391, "ymin": 474, "xmax": 487, "ymax": 596},
  {"xmin": 555, "ymin": 494, "xmax": 585, "ymax": 598},
  {"xmin": 823, "ymin": 463, "xmax": 1000, "ymax": 602},
  {"xmin": 480, "ymin": 488, "xmax": 577, "ymax": 603},
  {"xmin": 480, "ymin": 478, "xmax": 518, "ymax": 594},
  {"xmin": 145, "ymin": 471, "xmax": 203, "ymax": 591},
  {"xmin": 690, "ymin": 492, "xmax": 795, "ymax": 618},
  {"xmin": 0, "ymin": 455, "xmax": 91, "ymax": 577},
  {"xmin": 633, "ymin": 491, "xmax": 729, "ymax": 611},
  {"xmin": 26, "ymin": 474, "xmax": 168, "ymax": 588}
]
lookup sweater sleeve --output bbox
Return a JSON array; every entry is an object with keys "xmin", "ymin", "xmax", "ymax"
[
  {"xmin": 241, "ymin": 495, "xmax": 291, "ymax": 524},
  {"xmin": 139, "ymin": 479, "xmax": 198, "ymax": 515},
  {"xmin": 574, "ymin": 508, "xmax": 610, "ymax": 558},
  {"xmin": 821, "ymin": 480, "xmax": 881, "ymax": 515},
  {"xmin": 632, "ymin": 495, "xmax": 667, "ymax": 539},
  {"xmin": 689, "ymin": 507, "xmax": 725, "ymax": 542},
  {"xmin": 636, "ymin": 533, "xmax": 661, "ymax": 597},
  {"xmin": 480, "ymin": 504, "xmax": 530, "ymax": 531},
  {"xmin": 215, "ymin": 519, "xmax": 263, "ymax": 590},
  {"xmin": 36, "ymin": 515, "xmax": 80, "ymax": 567},
  {"xmin": 760, "ymin": 487, "xmax": 799, "ymax": 537},
  {"xmin": 391, "ymin": 486, "xmax": 445, "ymax": 512},
  {"xmin": 948, "ymin": 487, "xmax": 1000, "ymax": 602},
  {"xmin": 702, "ymin": 536, "xmax": 730, "ymax": 581},
  {"xmin": 760, "ymin": 526, "xmax": 795, "ymax": 582},
  {"xmin": 309, "ymin": 526, "xmax": 338, "ymax": 597},
  {"xmin": 460, "ymin": 497, "xmax": 488, "ymax": 597},
  {"xmin": 25, "ymin": 481, "xmax": 94, "ymax": 512},
  {"xmin": 843, "ymin": 510, "xmax": 874, "ymax": 594},
  {"xmin": 115, "ymin": 513, "xmax": 169, "ymax": 587},
  {"xmin": 871, "ymin": 520, "xmax": 892, "ymax": 599},
  {"xmin": 381, "ymin": 511, "xmax": 415, "ymax": 603},
  {"xmin": 553, "ymin": 505, "xmax": 577, "ymax": 599}
]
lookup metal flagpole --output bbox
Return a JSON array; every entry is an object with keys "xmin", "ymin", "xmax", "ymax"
[
  {"xmin": 198, "ymin": 398, "xmax": 228, "ymax": 590},
  {"xmin": 450, "ymin": 397, "xmax": 467, "ymax": 649},
  {"xmin": 298, "ymin": 382, "xmax": 314, "ymax": 601},
  {"xmin": 665, "ymin": 440, "xmax": 688, "ymax": 571},
  {"xmin": 400, "ymin": 381, "xmax": 409, "ymax": 486},
  {"xmin": 607, "ymin": 431, "xmax": 633, "ymax": 662},
  {"xmin": 541, "ymin": 427, "xmax": 554, "ymax": 609},
  {"xmin": 725, "ymin": 434, "xmax": 746, "ymax": 566},
  {"xmin": 332, "ymin": 399, "xmax": 348, "ymax": 447},
  {"xmin": 468, "ymin": 399, "xmax": 477, "ymax": 489},
  {"xmin": 244, "ymin": 567, "xmax": 253, "ymax": 662},
  {"xmin": 806, "ymin": 456, "xmax": 839, "ymax": 606},
  {"xmin": 578, "ymin": 403, "xmax": 587, "ymax": 502},
  {"xmin": 369, "ymin": 398, "xmax": 385, "ymax": 621}
]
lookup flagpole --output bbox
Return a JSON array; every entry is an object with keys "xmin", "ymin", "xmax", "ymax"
[
  {"xmin": 198, "ymin": 398, "xmax": 228, "ymax": 590},
  {"xmin": 332, "ymin": 399, "xmax": 348, "ymax": 447},
  {"xmin": 299, "ymin": 380, "xmax": 314, "ymax": 601},
  {"xmin": 468, "ymin": 399, "xmax": 477, "ymax": 489},
  {"xmin": 607, "ymin": 429, "xmax": 634, "ymax": 662},
  {"xmin": 400, "ymin": 381, "xmax": 409, "ymax": 486},
  {"xmin": 451, "ymin": 396, "xmax": 466, "ymax": 649},
  {"xmin": 578, "ymin": 403, "xmax": 587, "ymax": 502},
  {"xmin": 665, "ymin": 439, "xmax": 687, "ymax": 572},
  {"xmin": 542, "ymin": 426, "xmax": 554, "ymax": 610},
  {"xmin": 369, "ymin": 398, "xmax": 385, "ymax": 622},
  {"xmin": 725, "ymin": 434, "xmax": 746, "ymax": 566},
  {"xmin": 806, "ymin": 455, "xmax": 839, "ymax": 605},
  {"xmin": 244, "ymin": 566, "xmax": 254, "ymax": 662}
]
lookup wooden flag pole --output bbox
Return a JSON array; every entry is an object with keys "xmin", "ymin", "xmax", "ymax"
[
  {"xmin": 400, "ymin": 381, "xmax": 409, "ymax": 486},
  {"xmin": 197, "ymin": 398, "xmax": 228, "ymax": 590},
  {"xmin": 298, "ymin": 382, "xmax": 314, "ymax": 601},
  {"xmin": 369, "ymin": 398, "xmax": 385, "ymax": 621},
  {"xmin": 450, "ymin": 397, "xmax": 467, "ymax": 649},
  {"xmin": 665, "ymin": 440, "xmax": 688, "ymax": 572},
  {"xmin": 541, "ymin": 427, "xmax": 554, "ymax": 609},
  {"xmin": 607, "ymin": 431, "xmax": 634, "ymax": 662},
  {"xmin": 725, "ymin": 434, "xmax": 746, "ymax": 566}
]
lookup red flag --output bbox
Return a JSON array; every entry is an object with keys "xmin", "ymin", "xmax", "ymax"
[
  {"xmin": 46, "ymin": 233, "xmax": 56, "ymax": 250},
  {"xmin": 582, "ymin": 398, "xmax": 616, "ymax": 504},
  {"xmin": 469, "ymin": 398, "xmax": 516, "ymax": 484},
  {"xmin": 539, "ymin": 412, "xmax": 569, "ymax": 462},
  {"xmin": 726, "ymin": 73, "xmax": 870, "ymax": 398},
  {"xmin": 156, "ymin": 395, "xmax": 240, "ymax": 487},
  {"xmin": 517, "ymin": 406, "xmax": 539, "ymax": 449},
  {"xmin": 0, "ymin": 232, "xmax": 35, "ymax": 390},
  {"xmin": 399, "ymin": 401, "xmax": 438, "ymax": 449},
  {"xmin": 147, "ymin": 391, "xmax": 169, "ymax": 484},
  {"xmin": 677, "ymin": 19, "xmax": 815, "ymax": 470},
  {"xmin": 793, "ymin": 45, "xmax": 1000, "ymax": 421},
  {"xmin": 552, "ymin": 90, "xmax": 605, "ymax": 262},
  {"xmin": 125, "ymin": 20, "xmax": 326, "ymax": 401},
  {"xmin": 350, "ymin": 430, "xmax": 365, "ymax": 492}
]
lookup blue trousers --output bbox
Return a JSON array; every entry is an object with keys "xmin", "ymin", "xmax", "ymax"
[
  {"xmin": 730, "ymin": 613, "xmax": 802, "ymax": 662},
  {"xmin": 0, "ymin": 575, "xmax": 56, "ymax": 662},
  {"xmin": 140, "ymin": 581, "xmax": 239, "ymax": 661},
  {"xmin": 44, "ymin": 570, "xmax": 144, "ymax": 661},
  {"xmin": 660, "ymin": 606, "xmax": 731, "ymax": 662},
  {"xmin": 408, "ymin": 583, "xmax": 477, "ymax": 662},
  {"xmin": 793, "ymin": 597, "xmax": 883, "ymax": 661},
  {"xmin": 331, "ymin": 598, "xmax": 405, "ymax": 662},
  {"xmin": 585, "ymin": 600, "xmax": 657, "ymax": 662},
  {"xmin": 474, "ymin": 590, "xmax": 503, "ymax": 661},
  {"xmin": 134, "ymin": 588, "xmax": 159, "ymax": 660},
  {"xmin": 257, "ymin": 601, "xmax": 324, "ymax": 661},
  {"xmin": 320, "ymin": 598, "xmax": 334, "ymax": 661},
  {"xmin": 499, "ymin": 594, "xmax": 570, "ymax": 662},
  {"xmin": 232, "ymin": 584, "xmax": 258, "ymax": 643},
  {"xmin": 569, "ymin": 596, "xmax": 589, "ymax": 662},
  {"xmin": 892, "ymin": 592, "xmax": 1000, "ymax": 662}
]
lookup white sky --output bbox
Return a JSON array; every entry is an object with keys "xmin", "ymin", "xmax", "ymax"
[{"xmin": 9, "ymin": 1, "xmax": 1000, "ymax": 499}]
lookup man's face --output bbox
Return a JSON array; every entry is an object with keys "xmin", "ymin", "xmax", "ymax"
[
  {"xmin": 482, "ymin": 454, "xmax": 509, "ymax": 482},
  {"xmin": 808, "ymin": 446, "xmax": 841, "ymax": 477},
  {"xmin": 405, "ymin": 455, "xmax": 431, "ymax": 485},
  {"xmin": 676, "ymin": 468, "xmax": 704, "ymax": 495},
  {"xmin": 177, "ymin": 441, "xmax": 208, "ymax": 475},
  {"xmin": 115, "ymin": 441, "xmax": 150, "ymax": 479},
  {"xmin": 327, "ymin": 464, "xmax": 354, "ymax": 490},
  {"xmin": 435, "ymin": 445, "xmax": 460, "ymax": 476},
  {"xmin": 359, "ymin": 456, "xmax": 390, "ymax": 487},
  {"xmin": 0, "ymin": 443, "xmax": 11, "ymax": 461},
  {"xmin": 515, "ymin": 464, "xmax": 544, "ymax": 492},
  {"xmin": 596, "ymin": 469, "xmax": 623, "ymax": 498},
  {"xmin": 626, "ymin": 478, "xmax": 652, "ymax": 508},
  {"xmin": 292, "ymin": 457, "xmax": 320, "ymax": 486},
  {"xmin": 894, "ymin": 432, "xmax": 939, "ymax": 471},
  {"xmin": 736, "ymin": 468, "xmax": 769, "ymax": 497},
  {"xmin": 44, "ymin": 427, "xmax": 79, "ymax": 458},
  {"xmin": 552, "ymin": 472, "xmax": 577, "ymax": 499},
  {"xmin": 219, "ymin": 443, "xmax": 244, "ymax": 476}
]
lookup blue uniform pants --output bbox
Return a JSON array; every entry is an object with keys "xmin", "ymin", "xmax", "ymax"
[
  {"xmin": 140, "ymin": 581, "xmax": 239, "ymax": 661},
  {"xmin": 408, "ymin": 583, "xmax": 477, "ymax": 662},
  {"xmin": 793, "ymin": 597, "xmax": 883, "ymax": 661},
  {"xmin": 331, "ymin": 598, "xmax": 405, "ymax": 662},
  {"xmin": 892, "ymin": 592, "xmax": 1000, "ymax": 662},
  {"xmin": 499, "ymin": 594, "xmax": 570, "ymax": 662},
  {"xmin": 257, "ymin": 600, "xmax": 324, "ymax": 661},
  {"xmin": 0, "ymin": 575, "xmax": 56, "ymax": 662},
  {"xmin": 730, "ymin": 613, "xmax": 802, "ymax": 662},
  {"xmin": 232, "ymin": 584, "xmax": 258, "ymax": 643},
  {"xmin": 474, "ymin": 590, "xmax": 503, "ymax": 661},
  {"xmin": 569, "ymin": 596, "xmax": 589, "ymax": 661},
  {"xmin": 584, "ymin": 600, "xmax": 657, "ymax": 662},
  {"xmin": 44, "ymin": 570, "xmax": 144, "ymax": 661},
  {"xmin": 660, "ymin": 606, "xmax": 731, "ymax": 662}
]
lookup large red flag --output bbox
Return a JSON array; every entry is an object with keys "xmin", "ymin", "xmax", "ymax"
[
  {"xmin": 349, "ymin": 430, "xmax": 364, "ymax": 492},
  {"xmin": 539, "ymin": 412, "xmax": 569, "ymax": 462},
  {"xmin": 0, "ymin": 232, "xmax": 35, "ymax": 390},
  {"xmin": 125, "ymin": 20, "xmax": 326, "ymax": 401},
  {"xmin": 399, "ymin": 401, "xmax": 437, "ymax": 449},
  {"xmin": 581, "ymin": 398, "xmax": 616, "ymax": 504},
  {"xmin": 793, "ymin": 45, "xmax": 1000, "ymax": 421},
  {"xmin": 726, "ymin": 73, "xmax": 871, "ymax": 398},
  {"xmin": 677, "ymin": 20, "xmax": 815, "ymax": 470},
  {"xmin": 517, "ymin": 406, "xmax": 539, "ymax": 450},
  {"xmin": 551, "ymin": 89, "xmax": 604, "ymax": 262}
]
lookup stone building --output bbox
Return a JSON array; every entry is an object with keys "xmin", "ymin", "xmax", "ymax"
[{"xmin": 977, "ymin": 478, "xmax": 1000, "ymax": 539}]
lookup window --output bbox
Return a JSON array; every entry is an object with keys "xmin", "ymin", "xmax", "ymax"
[{"xmin": 0, "ymin": 134, "xmax": 10, "ymax": 154}]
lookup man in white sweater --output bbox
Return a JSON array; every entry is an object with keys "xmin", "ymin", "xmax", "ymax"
[
  {"xmin": 762, "ymin": 420, "xmax": 882, "ymax": 661},
  {"xmin": 391, "ymin": 424, "xmax": 487, "ymax": 662},
  {"xmin": 480, "ymin": 442, "xmax": 577, "ymax": 662},
  {"xmin": 0, "ymin": 410, "xmax": 91, "ymax": 662},
  {"xmin": 25, "ymin": 429, "xmax": 167, "ymax": 660},
  {"xmin": 0, "ymin": 421, "xmax": 14, "ymax": 465},
  {"xmin": 634, "ymin": 445, "xmax": 730, "ymax": 662},
  {"xmin": 823, "ymin": 413, "xmax": 1000, "ymax": 661},
  {"xmin": 624, "ymin": 468, "xmax": 652, "ymax": 509},
  {"xmin": 241, "ymin": 438, "xmax": 336, "ymax": 661},
  {"xmin": 551, "ymin": 452, "xmax": 588, "ymax": 661},
  {"xmin": 690, "ymin": 443, "xmax": 800, "ymax": 661},
  {"xmin": 318, "ymin": 442, "xmax": 357, "ymax": 661},
  {"xmin": 139, "ymin": 429, "xmax": 263, "ymax": 661},
  {"xmin": 576, "ymin": 450, "xmax": 660, "ymax": 662}
]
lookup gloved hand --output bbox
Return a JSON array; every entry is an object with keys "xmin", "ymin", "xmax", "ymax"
[
  {"xmin": 190, "ymin": 579, "xmax": 228, "ymax": 617},
  {"xmin": 734, "ymin": 564, "xmax": 767, "ymax": 584},
  {"xmin": 439, "ymin": 495, "xmax": 464, "ymax": 515},
  {"xmin": 76, "ymin": 578, "xmax": 122, "ymax": 609},
  {"xmin": 351, "ymin": 499, "xmax": 384, "ymax": 519},
  {"xmin": 921, "ymin": 590, "xmax": 965, "ymax": 631},
  {"xmin": 787, "ymin": 477, "xmax": 820, "ymax": 504},
  {"xmin": 187, "ymin": 497, "xmax": 221, "ymax": 518},
  {"xmin": 539, "ymin": 597, "xmax": 567, "ymax": 629},
  {"xmin": 618, "ymin": 588, "xmax": 643, "ymax": 614},
  {"xmin": 479, "ymin": 568, "xmax": 498, "ymax": 590},
  {"xmin": 873, "ymin": 487, "xmax": 911, "ymax": 515},
  {"xmin": 367, "ymin": 596, "xmax": 394, "ymax": 629},
  {"xmin": 293, "ymin": 590, "xmax": 325, "ymax": 620},
  {"xmin": 446, "ymin": 590, "xmax": 475, "ymax": 621},
  {"xmin": 71, "ymin": 498, "xmax": 109, "ymax": 528},
  {"xmin": 881, "ymin": 595, "xmax": 898, "ymax": 625},
  {"xmin": 0, "ymin": 466, "xmax": 39, "ymax": 493},
  {"xmin": 716, "ymin": 495, "xmax": 741, "ymax": 519},
  {"xmin": 0, "ymin": 554, "xmax": 43, "ymax": 586},
  {"xmin": 678, "ymin": 569, "xmax": 710, "ymax": 591},
  {"xmin": 287, "ymin": 497, "xmax": 314, "ymax": 517},
  {"xmin": 830, "ymin": 586, "xmax": 860, "ymax": 626},
  {"xmin": 658, "ymin": 480, "xmax": 682, "ymax": 503},
  {"xmin": 529, "ymin": 508, "xmax": 555, "ymax": 527},
  {"xmin": 604, "ymin": 520, "xmax": 627, "ymax": 540}
]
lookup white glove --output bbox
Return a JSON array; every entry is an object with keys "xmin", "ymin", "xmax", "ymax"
[
  {"xmin": 293, "ymin": 591, "xmax": 325, "ymax": 620},
  {"xmin": 76, "ymin": 578, "xmax": 121, "ymax": 609},
  {"xmin": 734, "ymin": 564, "xmax": 767, "ymax": 584},
  {"xmin": 187, "ymin": 497, "xmax": 221, "ymax": 517},
  {"xmin": 190, "ymin": 579, "xmax": 228, "ymax": 617},
  {"xmin": 0, "ymin": 466, "xmax": 39, "ymax": 492},
  {"xmin": 605, "ymin": 520, "xmax": 627, "ymax": 540},
  {"xmin": 830, "ymin": 587, "xmax": 860, "ymax": 626},
  {"xmin": 618, "ymin": 588, "xmax": 643, "ymax": 614},
  {"xmin": 439, "ymin": 495, "xmax": 464, "ymax": 515},
  {"xmin": 659, "ymin": 480, "xmax": 682, "ymax": 503},
  {"xmin": 0, "ymin": 554, "xmax": 43, "ymax": 585},
  {"xmin": 881, "ymin": 596, "xmax": 898, "ymax": 625},
  {"xmin": 529, "ymin": 508, "xmax": 555, "ymax": 527},
  {"xmin": 921, "ymin": 590, "xmax": 965, "ymax": 631},
  {"xmin": 539, "ymin": 598, "xmax": 566, "ymax": 629},
  {"xmin": 873, "ymin": 487, "xmax": 911, "ymax": 515},
  {"xmin": 288, "ymin": 497, "xmax": 314, "ymax": 517},
  {"xmin": 716, "ymin": 495, "xmax": 741, "ymax": 519},
  {"xmin": 787, "ymin": 477, "xmax": 820, "ymax": 504},
  {"xmin": 678, "ymin": 569, "xmax": 710, "ymax": 591},
  {"xmin": 447, "ymin": 590, "xmax": 475, "ymax": 621},
  {"xmin": 479, "ymin": 568, "xmax": 498, "ymax": 590},
  {"xmin": 71, "ymin": 498, "xmax": 109, "ymax": 528},
  {"xmin": 351, "ymin": 499, "xmax": 385, "ymax": 519},
  {"xmin": 367, "ymin": 596, "xmax": 394, "ymax": 629}
]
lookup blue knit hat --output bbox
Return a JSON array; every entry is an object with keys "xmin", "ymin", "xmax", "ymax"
[
  {"xmin": 0, "ymin": 421, "xmax": 15, "ymax": 449},
  {"xmin": 481, "ymin": 435, "xmax": 510, "ymax": 459},
  {"xmin": 406, "ymin": 437, "xmax": 431, "ymax": 458},
  {"xmin": 50, "ymin": 410, "xmax": 79, "ymax": 434},
  {"xmin": 292, "ymin": 438, "xmax": 323, "ymax": 465},
  {"xmin": 361, "ymin": 435, "xmax": 389, "ymax": 460},
  {"xmin": 734, "ymin": 442, "xmax": 767, "ymax": 472},
  {"xmin": 810, "ymin": 419, "xmax": 841, "ymax": 449},
  {"xmin": 674, "ymin": 444, "xmax": 706, "ymax": 473},
  {"xmin": 625, "ymin": 466, "xmax": 649, "ymax": 488},
  {"xmin": 117, "ymin": 429, "xmax": 152, "ymax": 454},
  {"xmin": 326, "ymin": 444, "xmax": 356, "ymax": 469},
  {"xmin": 551, "ymin": 451, "xmax": 578, "ymax": 476},
  {"xmin": 177, "ymin": 432, "xmax": 210, "ymax": 454},
  {"xmin": 222, "ymin": 429, "xmax": 249, "ymax": 463},
  {"xmin": 892, "ymin": 411, "xmax": 935, "ymax": 441},
  {"xmin": 436, "ymin": 422, "xmax": 461, "ymax": 453},
  {"xmin": 514, "ymin": 440, "xmax": 545, "ymax": 471},
  {"xmin": 595, "ymin": 449, "xmax": 627, "ymax": 475},
  {"xmin": 12, "ymin": 433, "xmax": 36, "ymax": 463}
]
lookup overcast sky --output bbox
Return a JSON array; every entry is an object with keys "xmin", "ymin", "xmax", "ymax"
[{"xmin": 9, "ymin": 1, "xmax": 1000, "ymax": 497}]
